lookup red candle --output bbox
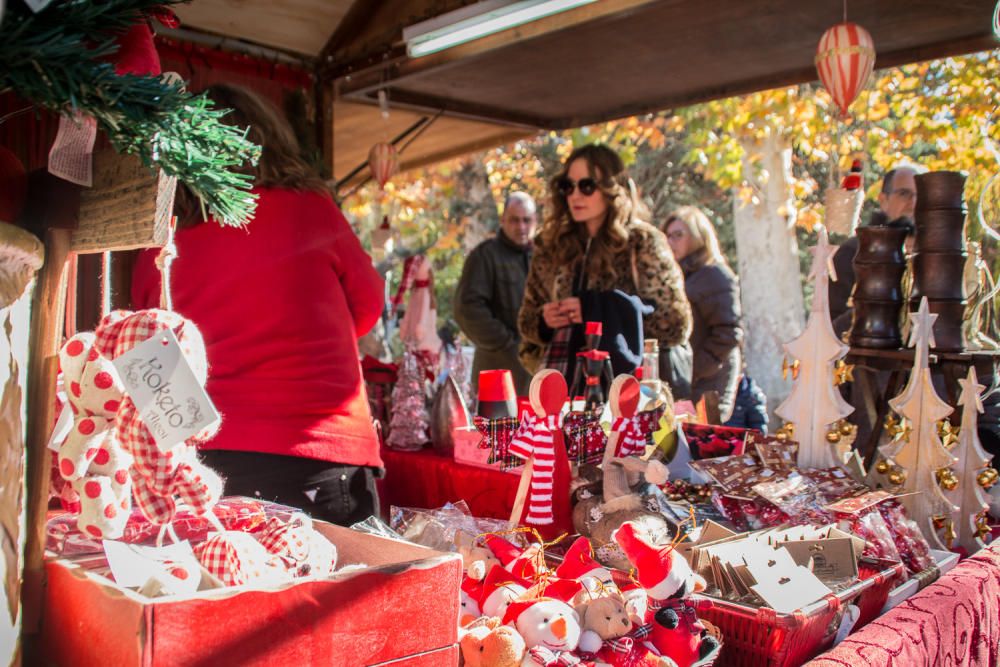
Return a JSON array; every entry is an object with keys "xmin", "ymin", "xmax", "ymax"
[{"xmin": 585, "ymin": 321, "xmax": 602, "ymax": 336}]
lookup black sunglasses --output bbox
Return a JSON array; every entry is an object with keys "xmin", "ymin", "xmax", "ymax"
[{"xmin": 557, "ymin": 177, "xmax": 599, "ymax": 197}]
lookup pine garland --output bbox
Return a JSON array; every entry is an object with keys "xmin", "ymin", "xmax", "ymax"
[{"xmin": 0, "ymin": 0, "xmax": 260, "ymax": 226}]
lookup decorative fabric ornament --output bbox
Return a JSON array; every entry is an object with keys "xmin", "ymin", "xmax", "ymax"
[
  {"xmin": 815, "ymin": 22, "xmax": 876, "ymax": 116},
  {"xmin": 55, "ymin": 332, "xmax": 132, "ymax": 539},
  {"xmin": 195, "ymin": 531, "xmax": 290, "ymax": 588},
  {"xmin": 386, "ymin": 349, "xmax": 430, "ymax": 451},
  {"xmin": 93, "ymin": 309, "xmax": 223, "ymax": 526},
  {"xmin": 554, "ymin": 536, "xmax": 610, "ymax": 583},
  {"xmin": 509, "ymin": 414, "xmax": 562, "ymax": 525},
  {"xmin": 256, "ymin": 513, "xmax": 338, "ymax": 578},
  {"xmin": 368, "ymin": 142, "xmax": 398, "ymax": 189},
  {"xmin": 611, "ymin": 416, "xmax": 645, "ymax": 457},
  {"xmin": 396, "ymin": 255, "xmax": 442, "ymax": 356}
]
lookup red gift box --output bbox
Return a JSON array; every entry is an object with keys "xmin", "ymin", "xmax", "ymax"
[{"xmin": 40, "ymin": 522, "xmax": 461, "ymax": 666}]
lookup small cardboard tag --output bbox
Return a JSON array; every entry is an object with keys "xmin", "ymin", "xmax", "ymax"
[
  {"xmin": 48, "ymin": 112, "xmax": 97, "ymax": 187},
  {"xmin": 47, "ymin": 393, "xmax": 74, "ymax": 452},
  {"xmin": 113, "ymin": 329, "xmax": 220, "ymax": 451},
  {"xmin": 750, "ymin": 563, "xmax": 833, "ymax": 614},
  {"xmin": 104, "ymin": 539, "xmax": 201, "ymax": 595},
  {"xmin": 783, "ymin": 538, "xmax": 858, "ymax": 584},
  {"xmin": 826, "ymin": 490, "xmax": 894, "ymax": 515}
]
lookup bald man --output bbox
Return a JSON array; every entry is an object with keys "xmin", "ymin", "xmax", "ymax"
[{"xmin": 454, "ymin": 191, "xmax": 537, "ymax": 395}]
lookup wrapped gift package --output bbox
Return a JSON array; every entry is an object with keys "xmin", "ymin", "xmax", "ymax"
[{"xmin": 40, "ymin": 521, "xmax": 462, "ymax": 666}]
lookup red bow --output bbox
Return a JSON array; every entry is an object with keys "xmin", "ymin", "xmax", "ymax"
[{"xmin": 529, "ymin": 646, "xmax": 582, "ymax": 666}]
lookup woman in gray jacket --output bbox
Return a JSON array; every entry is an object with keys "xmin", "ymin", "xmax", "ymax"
[{"xmin": 664, "ymin": 206, "xmax": 743, "ymax": 420}]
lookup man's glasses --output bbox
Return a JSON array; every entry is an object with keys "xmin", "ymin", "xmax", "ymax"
[
  {"xmin": 889, "ymin": 188, "xmax": 916, "ymax": 200},
  {"xmin": 557, "ymin": 177, "xmax": 599, "ymax": 197}
]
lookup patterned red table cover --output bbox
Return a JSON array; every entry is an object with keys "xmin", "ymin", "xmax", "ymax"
[{"xmin": 807, "ymin": 542, "xmax": 1000, "ymax": 667}]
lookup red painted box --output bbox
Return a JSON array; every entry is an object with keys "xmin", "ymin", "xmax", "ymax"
[{"xmin": 40, "ymin": 522, "xmax": 461, "ymax": 666}]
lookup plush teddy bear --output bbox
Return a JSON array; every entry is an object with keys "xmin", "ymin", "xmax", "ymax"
[
  {"xmin": 576, "ymin": 593, "xmax": 678, "ymax": 667},
  {"xmin": 460, "ymin": 616, "xmax": 526, "ymax": 667},
  {"xmin": 456, "ymin": 530, "xmax": 502, "ymax": 581},
  {"xmin": 613, "ymin": 522, "xmax": 720, "ymax": 667}
]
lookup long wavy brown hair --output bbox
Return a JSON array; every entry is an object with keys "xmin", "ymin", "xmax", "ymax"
[
  {"xmin": 539, "ymin": 144, "xmax": 647, "ymax": 282},
  {"xmin": 175, "ymin": 84, "xmax": 326, "ymax": 227}
]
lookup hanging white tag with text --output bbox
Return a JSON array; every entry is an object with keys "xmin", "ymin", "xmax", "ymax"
[
  {"xmin": 113, "ymin": 329, "xmax": 220, "ymax": 452},
  {"xmin": 48, "ymin": 112, "xmax": 97, "ymax": 186}
]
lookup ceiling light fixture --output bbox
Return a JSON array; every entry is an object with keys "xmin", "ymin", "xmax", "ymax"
[{"xmin": 403, "ymin": 0, "xmax": 597, "ymax": 58}]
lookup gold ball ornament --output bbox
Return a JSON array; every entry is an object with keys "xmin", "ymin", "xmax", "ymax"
[
  {"xmin": 826, "ymin": 430, "xmax": 842, "ymax": 444},
  {"xmin": 940, "ymin": 473, "xmax": 959, "ymax": 491},
  {"xmin": 974, "ymin": 514, "xmax": 992, "ymax": 540},
  {"xmin": 977, "ymin": 468, "xmax": 999, "ymax": 489},
  {"xmin": 839, "ymin": 421, "xmax": 854, "ymax": 436},
  {"xmin": 888, "ymin": 469, "xmax": 906, "ymax": 486},
  {"xmin": 875, "ymin": 460, "xmax": 890, "ymax": 475}
]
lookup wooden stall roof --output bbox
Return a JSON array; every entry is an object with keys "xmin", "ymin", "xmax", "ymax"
[{"xmin": 170, "ymin": 0, "xmax": 999, "ymax": 182}]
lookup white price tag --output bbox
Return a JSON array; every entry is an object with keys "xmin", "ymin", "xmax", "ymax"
[
  {"xmin": 47, "ymin": 397, "xmax": 74, "ymax": 452},
  {"xmin": 113, "ymin": 329, "xmax": 220, "ymax": 451},
  {"xmin": 48, "ymin": 111, "xmax": 97, "ymax": 187},
  {"xmin": 104, "ymin": 540, "xmax": 201, "ymax": 595}
]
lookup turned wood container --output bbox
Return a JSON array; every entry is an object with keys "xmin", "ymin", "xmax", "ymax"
[
  {"xmin": 915, "ymin": 209, "xmax": 968, "ymax": 253},
  {"xmin": 849, "ymin": 224, "xmax": 908, "ymax": 348},
  {"xmin": 915, "ymin": 171, "xmax": 967, "ymax": 211},
  {"xmin": 910, "ymin": 251, "xmax": 969, "ymax": 301},
  {"xmin": 850, "ymin": 300, "xmax": 904, "ymax": 349}
]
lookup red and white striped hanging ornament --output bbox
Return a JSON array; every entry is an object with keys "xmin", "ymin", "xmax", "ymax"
[
  {"xmin": 815, "ymin": 21, "xmax": 876, "ymax": 116},
  {"xmin": 368, "ymin": 141, "xmax": 398, "ymax": 189}
]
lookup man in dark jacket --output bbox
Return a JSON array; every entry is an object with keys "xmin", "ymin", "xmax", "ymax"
[
  {"xmin": 454, "ymin": 192, "xmax": 537, "ymax": 395},
  {"xmin": 829, "ymin": 165, "xmax": 919, "ymax": 336}
]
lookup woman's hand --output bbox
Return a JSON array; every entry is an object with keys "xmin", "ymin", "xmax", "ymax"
[
  {"xmin": 542, "ymin": 301, "xmax": 571, "ymax": 329},
  {"xmin": 560, "ymin": 297, "xmax": 583, "ymax": 325}
]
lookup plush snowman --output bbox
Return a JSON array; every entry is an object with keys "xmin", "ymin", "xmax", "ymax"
[
  {"xmin": 486, "ymin": 534, "xmax": 546, "ymax": 580},
  {"xmin": 480, "ymin": 564, "xmax": 530, "ymax": 619},
  {"xmin": 555, "ymin": 536, "xmax": 616, "ymax": 601},
  {"xmin": 461, "ymin": 577, "xmax": 484, "ymax": 627},
  {"xmin": 503, "ymin": 596, "xmax": 583, "ymax": 666}
]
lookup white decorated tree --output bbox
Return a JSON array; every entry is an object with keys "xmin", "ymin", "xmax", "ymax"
[
  {"xmin": 775, "ymin": 225, "xmax": 853, "ymax": 469},
  {"xmin": 880, "ymin": 297, "xmax": 958, "ymax": 550},
  {"xmin": 945, "ymin": 367, "xmax": 994, "ymax": 553}
]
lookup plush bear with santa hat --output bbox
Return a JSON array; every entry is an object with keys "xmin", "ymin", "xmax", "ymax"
[
  {"xmin": 485, "ymin": 534, "xmax": 546, "ymax": 580},
  {"xmin": 555, "ymin": 537, "xmax": 615, "ymax": 598},
  {"xmin": 480, "ymin": 564, "xmax": 532, "ymax": 619},
  {"xmin": 612, "ymin": 522, "xmax": 720, "ymax": 667}
]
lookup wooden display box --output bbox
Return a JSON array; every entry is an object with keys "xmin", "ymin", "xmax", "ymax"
[{"xmin": 40, "ymin": 522, "xmax": 461, "ymax": 666}]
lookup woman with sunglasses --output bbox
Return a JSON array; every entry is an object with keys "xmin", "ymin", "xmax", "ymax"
[
  {"xmin": 517, "ymin": 143, "xmax": 692, "ymax": 382},
  {"xmin": 664, "ymin": 206, "xmax": 743, "ymax": 420}
]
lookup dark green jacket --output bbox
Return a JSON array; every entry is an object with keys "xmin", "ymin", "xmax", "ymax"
[{"xmin": 454, "ymin": 231, "xmax": 533, "ymax": 395}]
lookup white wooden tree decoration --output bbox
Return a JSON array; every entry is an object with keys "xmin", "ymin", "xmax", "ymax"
[
  {"xmin": 880, "ymin": 297, "xmax": 958, "ymax": 550},
  {"xmin": 776, "ymin": 225, "xmax": 853, "ymax": 469},
  {"xmin": 946, "ymin": 366, "xmax": 995, "ymax": 553}
]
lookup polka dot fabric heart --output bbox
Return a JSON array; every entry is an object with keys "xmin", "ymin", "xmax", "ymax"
[
  {"xmin": 92, "ymin": 309, "xmax": 223, "ymax": 527},
  {"xmin": 55, "ymin": 332, "xmax": 132, "ymax": 539},
  {"xmin": 256, "ymin": 513, "xmax": 337, "ymax": 578}
]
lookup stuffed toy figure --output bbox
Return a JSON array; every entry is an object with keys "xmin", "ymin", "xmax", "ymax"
[
  {"xmin": 479, "ymin": 564, "xmax": 530, "ymax": 619},
  {"xmin": 462, "ymin": 577, "xmax": 485, "ymax": 627},
  {"xmin": 503, "ymin": 590, "xmax": 586, "ymax": 666},
  {"xmin": 576, "ymin": 593, "xmax": 678, "ymax": 667},
  {"xmin": 612, "ymin": 523, "xmax": 720, "ymax": 667},
  {"xmin": 456, "ymin": 530, "xmax": 502, "ymax": 580},
  {"xmin": 460, "ymin": 617, "xmax": 527, "ymax": 667}
]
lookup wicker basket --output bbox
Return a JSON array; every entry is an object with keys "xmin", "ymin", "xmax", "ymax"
[
  {"xmin": 696, "ymin": 558, "xmax": 904, "ymax": 667},
  {"xmin": 824, "ymin": 185, "xmax": 865, "ymax": 236}
]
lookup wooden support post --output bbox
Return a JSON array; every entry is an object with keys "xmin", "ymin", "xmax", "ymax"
[{"xmin": 21, "ymin": 228, "xmax": 71, "ymax": 633}]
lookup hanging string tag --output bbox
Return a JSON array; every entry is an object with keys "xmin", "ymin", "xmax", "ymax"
[{"xmin": 112, "ymin": 329, "xmax": 220, "ymax": 452}]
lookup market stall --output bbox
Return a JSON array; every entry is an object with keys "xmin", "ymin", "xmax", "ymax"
[{"xmin": 1, "ymin": 1, "xmax": 999, "ymax": 667}]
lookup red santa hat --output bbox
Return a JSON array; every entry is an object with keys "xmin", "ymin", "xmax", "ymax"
[
  {"xmin": 555, "ymin": 536, "xmax": 607, "ymax": 581},
  {"xmin": 461, "ymin": 575, "xmax": 485, "ymax": 601},
  {"xmin": 479, "ymin": 564, "xmax": 530, "ymax": 607},
  {"xmin": 538, "ymin": 577, "xmax": 584, "ymax": 602},
  {"xmin": 612, "ymin": 522, "xmax": 685, "ymax": 597},
  {"xmin": 485, "ymin": 535, "xmax": 542, "ymax": 579}
]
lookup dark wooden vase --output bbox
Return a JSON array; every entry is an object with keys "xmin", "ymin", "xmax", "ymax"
[{"xmin": 849, "ymin": 225, "xmax": 908, "ymax": 349}]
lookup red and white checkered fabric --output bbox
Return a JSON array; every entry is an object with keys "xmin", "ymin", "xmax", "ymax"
[
  {"xmin": 195, "ymin": 532, "xmax": 287, "ymax": 588},
  {"xmin": 611, "ymin": 416, "xmax": 645, "ymax": 457},
  {"xmin": 528, "ymin": 646, "xmax": 581, "ymax": 666},
  {"xmin": 509, "ymin": 414, "xmax": 560, "ymax": 526},
  {"xmin": 256, "ymin": 514, "xmax": 337, "ymax": 577},
  {"xmin": 93, "ymin": 309, "xmax": 221, "ymax": 526}
]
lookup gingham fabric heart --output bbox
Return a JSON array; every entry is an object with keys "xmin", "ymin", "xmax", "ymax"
[
  {"xmin": 256, "ymin": 514, "xmax": 337, "ymax": 578},
  {"xmin": 194, "ymin": 531, "xmax": 290, "ymax": 588}
]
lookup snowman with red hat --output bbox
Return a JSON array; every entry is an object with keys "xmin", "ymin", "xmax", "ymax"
[
  {"xmin": 503, "ymin": 586, "xmax": 593, "ymax": 667},
  {"xmin": 612, "ymin": 522, "xmax": 720, "ymax": 667},
  {"xmin": 480, "ymin": 564, "xmax": 532, "ymax": 619},
  {"xmin": 556, "ymin": 536, "xmax": 616, "ymax": 602},
  {"xmin": 485, "ymin": 534, "xmax": 547, "ymax": 580}
]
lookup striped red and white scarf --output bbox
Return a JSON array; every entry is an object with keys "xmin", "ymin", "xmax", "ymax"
[
  {"xmin": 611, "ymin": 415, "xmax": 645, "ymax": 457},
  {"xmin": 509, "ymin": 413, "xmax": 561, "ymax": 525}
]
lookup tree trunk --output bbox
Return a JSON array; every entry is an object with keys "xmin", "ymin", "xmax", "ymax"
[
  {"xmin": 454, "ymin": 157, "xmax": 498, "ymax": 254},
  {"xmin": 733, "ymin": 133, "xmax": 804, "ymax": 424}
]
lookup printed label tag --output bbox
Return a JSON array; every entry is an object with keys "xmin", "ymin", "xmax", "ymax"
[
  {"xmin": 48, "ymin": 112, "xmax": 97, "ymax": 186},
  {"xmin": 113, "ymin": 329, "xmax": 219, "ymax": 451},
  {"xmin": 47, "ymin": 390, "xmax": 73, "ymax": 452}
]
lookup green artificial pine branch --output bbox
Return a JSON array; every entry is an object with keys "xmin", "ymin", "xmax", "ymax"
[{"xmin": 0, "ymin": 0, "xmax": 260, "ymax": 226}]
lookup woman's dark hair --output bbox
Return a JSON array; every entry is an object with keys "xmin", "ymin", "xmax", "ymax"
[
  {"xmin": 538, "ymin": 144, "xmax": 647, "ymax": 280},
  {"xmin": 175, "ymin": 84, "xmax": 326, "ymax": 227}
]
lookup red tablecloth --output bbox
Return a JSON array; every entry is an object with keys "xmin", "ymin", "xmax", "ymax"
[
  {"xmin": 807, "ymin": 542, "xmax": 1000, "ymax": 666},
  {"xmin": 377, "ymin": 447, "xmax": 521, "ymax": 520}
]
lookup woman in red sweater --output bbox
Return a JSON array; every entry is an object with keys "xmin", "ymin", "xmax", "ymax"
[{"xmin": 132, "ymin": 84, "xmax": 385, "ymax": 525}]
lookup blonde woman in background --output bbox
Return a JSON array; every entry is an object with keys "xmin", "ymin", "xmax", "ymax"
[{"xmin": 664, "ymin": 206, "xmax": 743, "ymax": 420}]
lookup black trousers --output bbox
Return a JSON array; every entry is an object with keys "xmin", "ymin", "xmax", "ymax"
[{"xmin": 200, "ymin": 450, "xmax": 381, "ymax": 527}]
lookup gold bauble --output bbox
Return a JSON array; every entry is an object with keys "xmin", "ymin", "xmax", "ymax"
[
  {"xmin": 839, "ymin": 421, "xmax": 854, "ymax": 436},
  {"xmin": 888, "ymin": 470, "xmax": 906, "ymax": 486},
  {"xmin": 875, "ymin": 460, "xmax": 891, "ymax": 474},
  {"xmin": 977, "ymin": 468, "xmax": 999, "ymax": 489},
  {"xmin": 940, "ymin": 473, "xmax": 959, "ymax": 492},
  {"xmin": 826, "ymin": 430, "xmax": 842, "ymax": 444},
  {"xmin": 776, "ymin": 431, "xmax": 788, "ymax": 442}
]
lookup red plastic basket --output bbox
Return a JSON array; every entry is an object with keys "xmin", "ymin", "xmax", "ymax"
[{"xmin": 695, "ymin": 558, "xmax": 904, "ymax": 667}]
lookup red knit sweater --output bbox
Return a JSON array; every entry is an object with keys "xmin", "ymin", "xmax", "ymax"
[{"xmin": 132, "ymin": 187, "xmax": 385, "ymax": 468}]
